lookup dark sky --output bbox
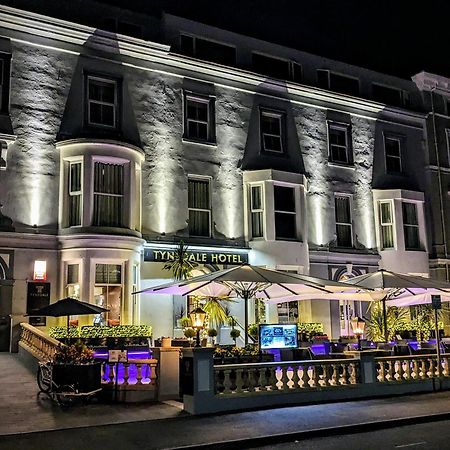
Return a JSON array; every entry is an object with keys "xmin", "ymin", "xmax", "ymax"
[{"xmin": 99, "ymin": 0, "xmax": 449, "ymax": 79}]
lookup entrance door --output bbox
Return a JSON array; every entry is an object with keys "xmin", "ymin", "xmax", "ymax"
[
  {"xmin": 0, "ymin": 283, "xmax": 12, "ymax": 351},
  {"xmin": 0, "ymin": 315, "xmax": 10, "ymax": 351}
]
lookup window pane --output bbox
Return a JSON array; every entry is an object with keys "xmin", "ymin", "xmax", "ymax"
[
  {"xmin": 402, "ymin": 203, "xmax": 418, "ymax": 225},
  {"xmin": 404, "ymin": 227, "xmax": 420, "ymax": 250},
  {"xmin": 195, "ymin": 38, "xmax": 236, "ymax": 66},
  {"xmin": 274, "ymin": 186, "xmax": 295, "ymax": 212},
  {"xmin": 330, "ymin": 128, "xmax": 346, "ymax": 146},
  {"xmin": 93, "ymin": 195, "xmax": 123, "ymax": 227},
  {"xmin": 263, "ymin": 135, "xmax": 282, "ymax": 152},
  {"xmin": 385, "ymin": 138, "xmax": 400, "ymax": 157},
  {"xmin": 251, "ymin": 212, "xmax": 263, "ymax": 238},
  {"xmin": 336, "ymin": 224, "xmax": 352, "ymax": 247},
  {"xmin": 381, "ymin": 225, "xmax": 394, "ymax": 249},
  {"xmin": 261, "ymin": 115, "xmax": 280, "ymax": 134},
  {"xmin": 94, "ymin": 163, "xmax": 123, "ymax": 195},
  {"xmin": 95, "ymin": 264, "xmax": 108, "ymax": 284},
  {"xmin": 252, "ymin": 53, "xmax": 290, "ymax": 80},
  {"xmin": 108, "ymin": 265, "xmax": 122, "ymax": 284},
  {"xmin": 180, "ymin": 34, "xmax": 194, "ymax": 56},
  {"xmin": 251, "ymin": 186, "xmax": 262, "ymax": 209},
  {"xmin": 275, "ymin": 212, "xmax": 296, "ymax": 239},
  {"xmin": 380, "ymin": 202, "xmax": 392, "ymax": 223},
  {"xmin": 69, "ymin": 195, "xmax": 81, "ymax": 226},
  {"xmin": 67, "ymin": 264, "xmax": 79, "ymax": 284},
  {"xmin": 89, "ymin": 79, "xmax": 115, "ymax": 103},
  {"xmin": 373, "ymin": 84, "xmax": 403, "ymax": 107},
  {"xmin": 335, "ymin": 197, "xmax": 351, "ymax": 223},
  {"xmin": 189, "ymin": 210, "xmax": 210, "ymax": 236},
  {"xmin": 70, "ymin": 163, "xmax": 81, "ymax": 192},
  {"xmin": 331, "ymin": 146, "xmax": 348, "ymax": 164},
  {"xmin": 188, "ymin": 179, "xmax": 209, "ymax": 209},
  {"xmin": 330, "ymin": 73, "xmax": 359, "ymax": 96}
]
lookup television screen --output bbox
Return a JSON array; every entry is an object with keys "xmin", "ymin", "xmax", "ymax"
[{"xmin": 259, "ymin": 324, "xmax": 298, "ymax": 349}]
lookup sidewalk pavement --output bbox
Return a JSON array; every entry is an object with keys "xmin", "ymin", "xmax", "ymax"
[{"xmin": 3, "ymin": 389, "xmax": 450, "ymax": 449}]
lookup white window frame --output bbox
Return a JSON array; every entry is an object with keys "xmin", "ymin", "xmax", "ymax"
[
  {"xmin": 384, "ymin": 135, "xmax": 402, "ymax": 173},
  {"xmin": 185, "ymin": 95, "xmax": 211, "ymax": 142},
  {"xmin": 402, "ymin": 201, "xmax": 420, "ymax": 250},
  {"xmin": 68, "ymin": 160, "xmax": 83, "ymax": 227},
  {"xmin": 379, "ymin": 200, "xmax": 395, "ymax": 250},
  {"xmin": 66, "ymin": 262, "xmax": 81, "ymax": 299},
  {"xmin": 92, "ymin": 160, "xmax": 124, "ymax": 227},
  {"xmin": 249, "ymin": 184, "xmax": 264, "ymax": 239},
  {"xmin": 274, "ymin": 183, "xmax": 297, "ymax": 240},
  {"xmin": 328, "ymin": 122, "xmax": 351, "ymax": 165},
  {"xmin": 87, "ymin": 75, "xmax": 117, "ymax": 129},
  {"xmin": 188, "ymin": 176, "xmax": 212, "ymax": 238},
  {"xmin": 334, "ymin": 194, "xmax": 353, "ymax": 247},
  {"xmin": 261, "ymin": 110, "xmax": 284, "ymax": 154}
]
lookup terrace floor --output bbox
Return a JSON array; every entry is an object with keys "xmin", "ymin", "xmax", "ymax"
[{"xmin": 0, "ymin": 353, "xmax": 185, "ymax": 436}]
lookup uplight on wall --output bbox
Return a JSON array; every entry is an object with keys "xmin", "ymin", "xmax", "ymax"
[{"xmin": 33, "ymin": 260, "xmax": 47, "ymax": 281}]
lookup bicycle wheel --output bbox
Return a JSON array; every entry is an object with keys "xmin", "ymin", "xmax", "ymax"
[{"xmin": 37, "ymin": 365, "xmax": 52, "ymax": 393}]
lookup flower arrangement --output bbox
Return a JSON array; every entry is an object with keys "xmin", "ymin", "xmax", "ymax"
[{"xmin": 53, "ymin": 341, "xmax": 95, "ymax": 365}]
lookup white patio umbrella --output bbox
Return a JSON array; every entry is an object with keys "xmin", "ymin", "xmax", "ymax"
[{"xmin": 134, "ymin": 264, "xmax": 357, "ymax": 345}]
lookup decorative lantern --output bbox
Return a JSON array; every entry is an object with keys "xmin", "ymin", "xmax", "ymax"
[
  {"xmin": 350, "ymin": 316, "xmax": 366, "ymax": 351},
  {"xmin": 189, "ymin": 306, "xmax": 207, "ymax": 347}
]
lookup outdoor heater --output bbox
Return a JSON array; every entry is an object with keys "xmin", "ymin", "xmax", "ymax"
[
  {"xmin": 350, "ymin": 316, "xmax": 366, "ymax": 351},
  {"xmin": 189, "ymin": 306, "xmax": 207, "ymax": 347}
]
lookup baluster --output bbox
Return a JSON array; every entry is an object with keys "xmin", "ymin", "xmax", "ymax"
[
  {"xmin": 291, "ymin": 364, "xmax": 300, "ymax": 390},
  {"xmin": 214, "ymin": 369, "xmax": 223, "ymax": 394},
  {"xmin": 279, "ymin": 366, "xmax": 289, "ymax": 391},
  {"xmin": 404, "ymin": 358, "xmax": 411, "ymax": 381},
  {"xmin": 302, "ymin": 364, "xmax": 312, "ymax": 388},
  {"xmin": 340, "ymin": 363, "xmax": 348, "ymax": 385},
  {"xmin": 443, "ymin": 357, "xmax": 449, "ymax": 377},
  {"xmin": 378, "ymin": 361, "xmax": 385, "ymax": 382},
  {"xmin": 135, "ymin": 363, "xmax": 143, "ymax": 385},
  {"xmin": 108, "ymin": 363, "xmax": 115, "ymax": 384},
  {"xmin": 257, "ymin": 367, "xmax": 265, "ymax": 392},
  {"xmin": 123, "ymin": 363, "xmax": 130, "ymax": 385},
  {"xmin": 349, "ymin": 363, "xmax": 357, "ymax": 384},
  {"xmin": 427, "ymin": 358, "xmax": 434, "ymax": 379},
  {"xmin": 386, "ymin": 361, "xmax": 394, "ymax": 381},
  {"xmin": 268, "ymin": 367, "xmax": 278, "ymax": 390},
  {"xmin": 223, "ymin": 369, "xmax": 232, "ymax": 394},
  {"xmin": 419, "ymin": 359, "xmax": 426, "ymax": 379},
  {"xmin": 235, "ymin": 369, "xmax": 244, "ymax": 393},
  {"xmin": 101, "ymin": 362, "xmax": 108, "ymax": 383},
  {"xmin": 395, "ymin": 359, "xmax": 404, "ymax": 382},
  {"xmin": 331, "ymin": 364, "xmax": 338, "ymax": 386}
]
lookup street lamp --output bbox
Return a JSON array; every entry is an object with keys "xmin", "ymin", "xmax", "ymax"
[
  {"xmin": 350, "ymin": 316, "xmax": 365, "ymax": 351},
  {"xmin": 189, "ymin": 306, "xmax": 207, "ymax": 347}
]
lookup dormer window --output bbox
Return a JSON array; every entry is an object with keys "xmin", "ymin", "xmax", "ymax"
[
  {"xmin": 180, "ymin": 34, "xmax": 236, "ymax": 67},
  {"xmin": 317, "ymin": 70, "xmax": 359, "ymax": 97},
  {"xmin": 384, "ymin": 135, "xmax": 402, "ymax": 173},
  {"xmin": 260, "ymin": 110, "xmax": 284, "ymax": 154},
  {"xmin": 86, "ymin": 75, "xmax": 118, "ymax": 128}
]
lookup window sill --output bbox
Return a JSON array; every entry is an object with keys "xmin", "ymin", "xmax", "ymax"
[
  {"xmin": 328, "ymin": 162, "xmax": 355, "ymax": 169},
  {"xmin": 182, "ymin": 138, "xmax": 217, "ymax": 148}
]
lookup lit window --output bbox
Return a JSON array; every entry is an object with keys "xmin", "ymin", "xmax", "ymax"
[
  {"xmin": 250, "ymin": 185, "xmax": 264, "ymax": 238},
  {"xmin": 188, "ymin": 177, "xmax": 211, "ymax": 237},
  {"xmin": 93, "ymin": 162, "xmax": 124, "ymax": 227},
  {"xmin": 261, "ymin": 111, "xmax": 284, "ymax": 153},
  {"xmin": 379, "ymin": 201, "xmax": 394, "ymax": 249},
  {"xmin": 274, "ymin": 185, "xmax": 296, "ymax": 240},
  {"xmin": 87, "ymin": 76, "xmax": 117, "ymax": 128},
  {"xmin": 335, "ymin": 196, "xmax": 352, "ymax": 247},
  {"xmin": 94, "ymin": 264, "xmax": 122, "ymax": 323},
  {"xmin": 68, "ymin": 162, "xmax": 82, "ymax": 227},
  {"xmin": 184, "ymin": 94, "xmax": 215, "ymax": 143},
  {"xmin": 384, "ymin": 136, "xmax": 402, "ymax": 173},
  {"xmin": 402, "ymin": 203, "xmax": 420, "ymax": 250},
  {"xmin": 328, "ymin": 123, "xmax": 352, "ymax": 165},
  {"xmin": 66, "ymin": 264, "xmax": 80, "ymax": 299}
]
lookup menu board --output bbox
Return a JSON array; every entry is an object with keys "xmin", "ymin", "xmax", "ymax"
[{"xmin": 259, "ymin": 324, "xmax": 298, "ymax": 349}]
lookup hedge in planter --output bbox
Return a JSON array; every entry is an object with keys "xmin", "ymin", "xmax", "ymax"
[{"xmin": 49, "ymin": 325, "xmax": 153, "ymax": 340}]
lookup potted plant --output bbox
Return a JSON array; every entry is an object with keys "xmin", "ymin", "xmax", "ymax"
[
  {"xmin": 230, "ymin": 328, "xmax": 241, "ymax": 345},
  {"xmin": 247, "ymin": 324, "xmax": 259, "ymax": 342},
  {"xmin": 183, "ymin": 327, "xmax": 196, "ymax": 346},
  {"xmin": 180, "ymin": 317, "xmax": 192, "ymax": 328},
  {"xmin": 207, "ymin": 328, "xmax": 218, "ymax": 346},
  {"xmin": 52, "ymin": 341, "xmax": 101, "ymax": 393}
]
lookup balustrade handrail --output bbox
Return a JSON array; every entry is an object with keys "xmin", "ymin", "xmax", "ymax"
[
  {"xmin": 20, "ymin": 322, "xmax": 61, "ymax": 347},
  {"xmin": 214, "ymin": 357, "xmax": 355, "ymax": 370},
  {"xmin": 19, "ymin": 322, "xmax": 61, "ymax": 361},
  {"xmin": 375, "ymin": 353, "xmax": 449, "ymax": 361}
]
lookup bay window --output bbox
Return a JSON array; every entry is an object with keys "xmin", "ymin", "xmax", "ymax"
[
  {"xmin": 379, "ymin": 201, "xmax": 394, "ymax": 249},
  {"xmin": 93, "ymin": 162, "xmax": 124, "ymax": 227},
  {"xmin": 66, "ymin": 263, "xmax": 80, "ymax": 299},
  {"xmin": 94, "ymin": 263, "xmax": 122, "ymax": 323},
  {"xmin": 68, "ymin": 162, "xmax": 82, "ymax": 227},
  {"xmin": 250, "ymin": 185, "xmax": 264, "ymax": 238},
  {"xmin": 188, "ymin": 177, "xmax": 211, "ymax": 237},
  {"xmin": 274, "ymin": 185, "xmax": 296, "ymax": 240}
]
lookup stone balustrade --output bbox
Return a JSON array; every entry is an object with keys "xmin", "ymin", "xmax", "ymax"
[
  {"xmin": 101, "ymin": 359, "xmax": 158, "ymax": 386},
  {"xmin": 19, "ymin": 322, "xmax": 61, "ymax": 361},
  {"xmin": 375, "ymin": 354, "xmax": 450, "ymax": 382},
  {"xmin": 215, "ymin": 359, "xmax": 359, "ymax": 395}
]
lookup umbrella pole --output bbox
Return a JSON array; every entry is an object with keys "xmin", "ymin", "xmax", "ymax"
[
  {"xmin": 67, "ymin": 315, "xmax": 70, "ymax": 344},
  {"xmin": 244, "ymin": 292, "xmax": 249, "ymax": 347},
  {"xmin": 382, "ymin": 296, "xmax": 388, "ymax": 342}
]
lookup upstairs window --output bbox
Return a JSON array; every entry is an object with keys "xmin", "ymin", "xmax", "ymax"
[
  {"xmin": 0, "ymin": 54, "xmax": 11, "ymax": 114},
  {"xmin": 252, "ymin": 53, "xmax": 302, "ymax": 83},
  {"xmin": 68, "ymin": 161, "xmax": 82, "ymax": 227},
  {"xmin": 379, "ymin": 201, "xmax": 394, "ymax": 249},
  {"xmin": 372, "ymin": 83, "xmax": 408, "ymax": 108},
  {"xmin": 188, "ymin": 177, "xmax": 211, "ymax": 237},
  {"xmin": 274, "ymin": 185, "xmax": 296, "ymax": 240},
  {"xmin": 66, "ymin": 264, "xmax": 80, "ymax": 299},
  {"xmin": 87, "ymin": 76, "xmax": 118, "ymax": 128},
  {"xmin": 328, "ymin": 123, "xmax": 352, "ymax": 165},
  {"xmin": 250, "ymin": 185, "xmax": 264, "ymax": 238},
  {"xmin": 102, "ymin": 18, "xmax": 143, "ymax": 39},
  {"xmin": 180, "ymin": 35, "xmax": 236, "ymax": 66},
  {"xmin": 384, "ymin": 136, "xmax": 402, "ymax": 173},
  {"xmin": 93, "ymin": 162, "xmax": 124, "ymax": 227},
  {"xmin": 260, "ymin": 110, "xmax": 284, "ymax": 154},
  {"xmin": 402, "ymin": 202, "xmax": 420, "ymax": 250},
  {"xmin": 335, "ymin": 196, "xmax": 352, "ymax": 247},
  {"xmin": 317, "ymin": 70, "xmax": 359, "ymax": 97},
  {"xmin": 184, "ymin": 93, "xmax": 215, "ymax": 143}
]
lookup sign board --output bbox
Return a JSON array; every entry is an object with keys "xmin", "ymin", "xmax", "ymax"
[
  {"xmin": 259, "ymin": 324, "xmax": 298, "ymax": 349},
  {"xmin": 108, "ymin": 349, "xmax": 128, "ymax": 363},
  {"xmin": 26, "ymin": 282, "xmax": 50, "ymax": 315},
  {"xmin": 29, "ymin": 316, "xmax": 46, "ymax": 327},
  {"xmin": 144, "ymin": 247, "xmax": 249, "ymax": 265},
  {"xmin": 431, "ymin": 295, "xmax": 442, "ymax": 310}
]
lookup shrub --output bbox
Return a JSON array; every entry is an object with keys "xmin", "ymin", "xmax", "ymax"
[
  {"xmin": 207, "ymin": 328, "xmax": 218, "ymax": 337},
  {"xmin": 184, "ymin": 328, "xmax": 196, "ymax": 339}
]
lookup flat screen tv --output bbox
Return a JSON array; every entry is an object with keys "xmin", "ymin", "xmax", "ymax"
[{"xmin": 259, "ymin": 324, "xmax": 298, "ymax": 349}]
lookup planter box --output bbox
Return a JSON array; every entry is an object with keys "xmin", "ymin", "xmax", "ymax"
[{"xmin": 52, "ymin": 363, "xmax": 102, "ymax": 393}]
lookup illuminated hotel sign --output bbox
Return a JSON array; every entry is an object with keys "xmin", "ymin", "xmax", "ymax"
[{"xmin": 144, "ymin": 247, "xmax": 248, "ymax": 265}]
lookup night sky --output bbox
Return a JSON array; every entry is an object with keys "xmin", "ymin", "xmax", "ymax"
[{"xmin": 99, "ymin": 0, "xmax": 450, "ymax": 79}]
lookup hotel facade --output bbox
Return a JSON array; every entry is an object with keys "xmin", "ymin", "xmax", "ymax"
[{"xmin": 0, "ymin": 2, "xmax": 448, "ymax": 350}]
